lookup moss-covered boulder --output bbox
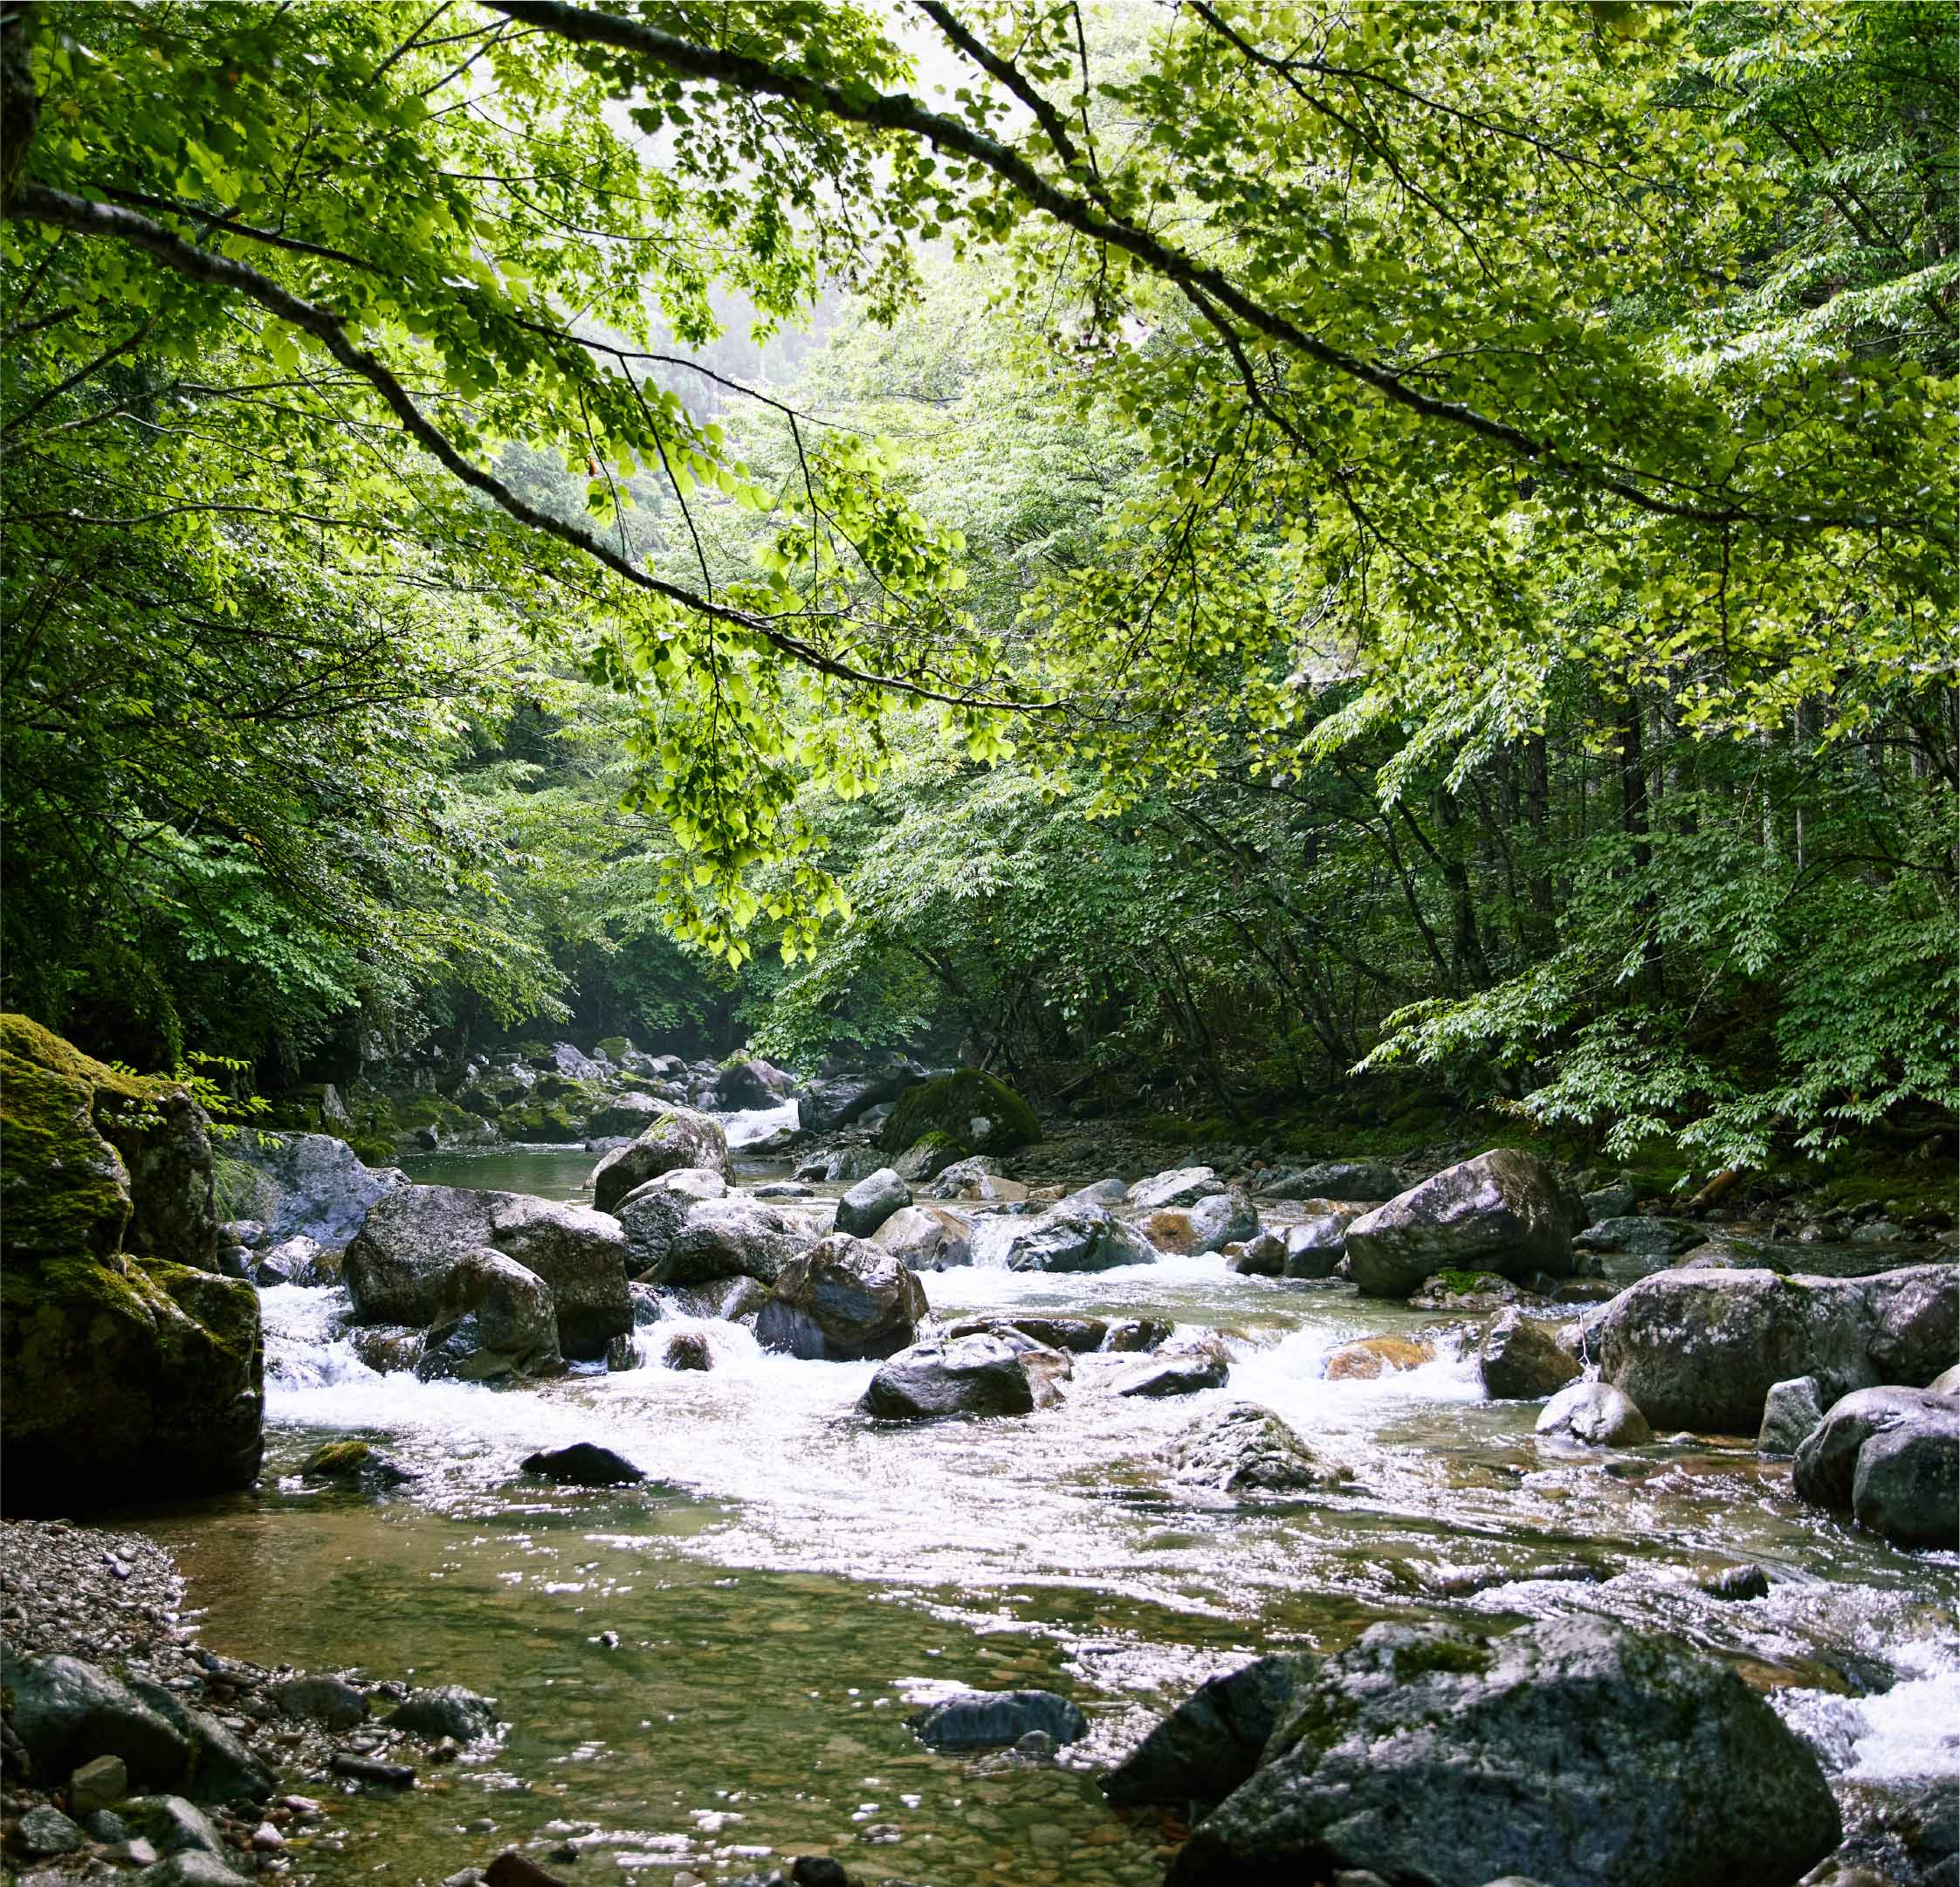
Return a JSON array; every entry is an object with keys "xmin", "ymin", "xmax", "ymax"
[
  {"xmin": 0, "ymin": 1015, "xmax": 263, "ymax": 1512},
  {"xmin": 879, "ymin": 1070, "xmax": 1039, "ymax": 1158}
]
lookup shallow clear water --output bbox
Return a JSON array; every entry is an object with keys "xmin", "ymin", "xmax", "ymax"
[{"xmin": 134, "ymin": 1148, "xmax": 1960, "ymax": 1885}]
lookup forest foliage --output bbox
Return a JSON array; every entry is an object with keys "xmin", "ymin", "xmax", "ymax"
[{"xmin": 0, "ymin": 0, "xmax": 1952, "ymax": 1174}]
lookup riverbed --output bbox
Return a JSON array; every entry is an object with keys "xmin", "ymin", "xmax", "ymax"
[{"xmin": 132, "ymin": 1144, "xmax": 1960, "ymax": 1886}]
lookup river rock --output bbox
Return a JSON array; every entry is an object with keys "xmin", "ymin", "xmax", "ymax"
[
  {"xmin": 268, "ymin": 1677, "xmax": 368, "ymax": 1731},
  {"xmin": 1127, "ymin": 1167, "xmax": 1227, "ymax": 1212},
  {"xmin": 798, "ymin": 1061, "xmax": 926, "ymax": 1133},
  {"xmin": 521, "ymin": 1443, "xmax": 645, "ymax": 1486},
  {"xmin": 1582, "ymin": 1181, "xmax": 1640, "ymax": 1221},
  {"xmin": 1116, "ymin": 1334, "xmax": 1229, "ymax": 1397},
  {"xmin": 714, "ymin": 1057, "xmax": 797, "ymax": 1109},
  {"xmin": 1165, "ymin": 1402, "xmax": 1344, "ymax": 1495},
  {"xmin": 942, "ymin": 1314, "xmax": 1110, "ymax": 1352},
  {"xmin": 1145, "ymin": 1188, "xmax": 1260, "ymax": 1255},
  {"xmin": 1282, "ymin": 1215, "xmax": 1351, "ymax": 1278},
  {"xmin": 1757, "ymin": 1375, "xmax": 1826, "ymax": 1456},
  {"xmin": 907, "ymin": 1690, "xmax": 1087, "ymax": 1752},
  {"xmin": 1574, "ymin": 1216, "xmax": 1702, "ymax": 1259},
  {"xmin": 654, "ymin": 1194, "xmax": 802, "ymax": 1288},
  {"xmin": 230, "ymin": 1129, "xmax": 402, "ymax": 1249},
  {"xmin": 861, "ymin": 1332, "xmax": 1069, "ymax": 1420},
  {"xmin": 591, "ymin": 1107, "xmax": 732, "ymax": 1212},
  {"xmin": 412, "ymin": 1248, "xmax": 563, "ymax": 1382},
  {"xmin": 1, "ymin": 1016, "xmax": 265, "ymax": 1512},
  {"xmin": 1479, "ymin": 1311, "xmax": 1582, "ymax": 1400},
  {"xmin": 1344, "ymin": 1150, "xmax": 1582, "ymax": 1298},
  {"xmin": 661, "ymin": 1330, "xmax": 712, "ymax": 1371},
  {"xmin": 0, "ymin": 1650, "xmax": 190, "ymax": 1791},
  {"xmin": 1590, "ymin": 1264, "xmax": 1957, "ymax": 1435},
  {"xmin": 999, "ymin": 1201, "xmax": 1159, "ymax": 1273},
  {"xmin": 1104, "ymin": 1655, "xmax": 1303, "ymax": 1812},
  {"xmin": 16, "ymin": 1801, "xmax": 85, "ymax": 1855},
  {"xmin": 870, "ymin": 1202, "xmax": 973, "ymax": 1271},
  {"xmin": 120, "ymin": 1794, "xmax": 224, "ymax": 1856},
  {"xmin": 122, "ymin": 1682, "xmax": 272, "ymax": 1803},
  {"xmin": 251, "ymin": 1234, "xmax": 327, "ymax": 1287},
  {"xmin": 1410, "ymin": 1270, "xmax": 1540, "ymax": 1312},
  {"xmin": 1537, "ymin": 1378, "xmax": 1652, "ymax": 1446},
  {"xmin": 1792, "ymin": 1385, "xmax": 1960, "ymax": 1547},
  {"xmin": 485, "ymin": 1195, "xmax": 630, "ymax": 1357},
  {"xmin": 834, "ymin": 1167, "xmax": 911, "ymax": 1237},
  {"xmin": 1324, "ymin": 1335, "xmax": 1434, "ymax": 1381},
  {"xmin": 1226, "ymin": 1231, "xmax": 1287, "ymax": 1277},
  {"xmin": 616, "ymin": 1166, "xmax": 729, "ymax": 1274},
  {"xmin": 755, "ymin": 1235, "xmax": 926, "ymax": 1360},
  {"xmin": 1260, "ymin": 1161, "xmax": 1402, "ymax": 1202},
  {"xmin": 1164, "ymin": 1616, "xmax": 1840, "ymax": 1887},
  {"xmin": 389, "ymin": 1685, "xmax": 499, "ymax": 1742},
  {"xmin": 584, "ymin": 1092, "xmax": 664, "ymax": 1139}
]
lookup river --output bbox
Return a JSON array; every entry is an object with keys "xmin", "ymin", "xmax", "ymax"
[{"xmin": 131, "ymin": 1137, "xmax": 1960, "ymax": 1885}]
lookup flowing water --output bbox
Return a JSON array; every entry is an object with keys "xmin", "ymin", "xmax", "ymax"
[{"xmin": 134, "ymin": 1140, "xmax": 1960, "ymax": 1886}]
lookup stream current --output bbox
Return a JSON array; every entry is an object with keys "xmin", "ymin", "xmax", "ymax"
[{"xmin": 131, "ymin": 1131, "xmax": 1960, "ymax": 1885}]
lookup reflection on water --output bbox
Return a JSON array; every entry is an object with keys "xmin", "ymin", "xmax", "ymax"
[{"xmin": 134, "ymin": 1158, "xmax": 1960, "ymax": 1884}]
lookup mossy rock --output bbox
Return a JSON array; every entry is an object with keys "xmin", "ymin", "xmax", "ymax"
[
  {"xmin": 880, "ymin": 1070, "xmax": 1039, "ymax": 1157},
  {"xmin": 596, "ymin": 1036, "xmax": 633, "ymax": 1061},
  {"xmin": 498, "ymin": 1097, "xmax": 588, "ymax": 1143},
  {"xmin": 1, "ymin": 1250, "xmax": 263, "ymax": 1512}
]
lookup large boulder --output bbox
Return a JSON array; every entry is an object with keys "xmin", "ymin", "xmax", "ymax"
[
  {"xmin": 1103, "ymin": 1656, "xmax": 1303, "ymax": 1812},
  {"xmin": 797, "ymin": 1059, "xmax": 927, "ymax": 1133},
  {"xmin": 1165, "ymin": 1617, "xmax": 1840, "ymax": 1887},
  {"xmin": 591, "ymin": 1108, "xmax": 732, "ymax": 1213},
  {"xmin": 229, "ymin": 1132, "xmax": 402, "ymax": 1250},
  {"xmin": 1143, "ymin": 1188, "xmax": 1259, "ymax": 1255},
  {"xmin": 878, "ymin": 1068, "xmax": 1039, "ymax": 1157},
  {"xmin": 0, "ymin": 1016, "xmax": 264, "ymax": 1512},
  {"xmin": 3, "ymin": 1651, "xmax": 191, "ymax": 1791},
  {"xmin": 1259, "ymin": 1160, "xmax": 1402, "ymax": 1202},
  {"xmin": 1792, "ymin": 1385, "xmax": 1960, "ymax": 1548},
  {"xmin": 861, "ymin": 1332, "xmax": 1069, "ymax": 1420},
  {"xmin": 615, "ymin": 1167, "xmax": 728, "ymax": 1275},
  {"xmin": 413, "ymin": 1249, "xmax": 562, "ymax": 1382},
  {"xmin": 110, "ymin": 1086, "xmax": 220, "ymax": 1273},
  {"xmin": 1344, "ymin": 1150, "xmax": 1582, "ymax": 1298},
  {"xmin": 996, "ymin": 1202, "xmax": 1159, "ymax": 1273},
  {"xmin": 755, "ymin": 1235, "xmax": 926, "ymax": 1360},
  {"xmin": 870, "ymin": 1202, "xmax": 973, "ymax": 1271},
  {"xmin": 1590, "ymin": 1264, "xmax": 1957, "ymax": 1435},
  {"xmin": 345, "ymin": 1185, "xmax": 629, "ymax": 1360},
  {"xmin": 1281, "ymin": 1215, "xmax": 1352, "ymax": 1279},
  {"xmin": 649, "ymin": 1193, "xmax": 803, "ymax": 1288},
  {"xmin": 485, "ymin": 1195, "xmax": 631, "ymax": 1357},
  {"xmin": 834, "ymin": 1167, "xmax": 911, "ymax": 1238}
]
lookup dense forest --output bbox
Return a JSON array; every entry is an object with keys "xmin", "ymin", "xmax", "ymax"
[{"xmin": 3, "ymin": 0, "xmax": 1953, "ymax": 1178}]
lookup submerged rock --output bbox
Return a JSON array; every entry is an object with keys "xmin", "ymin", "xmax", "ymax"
[
  {"xmin": 520, "ymin": 1443, "xmax": 645, "ymax": 1486},
  {"xmin": 389, "ymin": 1685, "xmax": 499, "ymax": 1742},
  {"xmin": 1165, "ymin": 1617, "xmax": 1840, "ymax": 1887},
  {"xmin": 861, "ymin": 1332, "xmax": 1069, "ymax": 1420},
  {"xmin": 907, "ymin": 1689, "xmax": 1087, "ymax": 1752},
  {"xmin": 1344, "ymin": 1149, "xmax": 1582, "ymax": 1298},
  {"xmin": 1324, "ymin": 1335, "xmax": 1434, "ymax": 1381},
  {"xmin": 1164, "ymin": 1401, "xmax": 1345, "ymax": 1495},
  {"xmin": 590, "ymin": 1107, "xmax": 732, "ymax": 1213},
  {"xmin": 755, "ymin": 1235, "xmax": 926, "ymax": 1360},
  {"xmin": 1103, "ymin": 1656, "xmax": 1303, "ymax": 1811},
  {"xmin": 299, "ymin": 1440, "xmax": 416, "ymax": 1487}
]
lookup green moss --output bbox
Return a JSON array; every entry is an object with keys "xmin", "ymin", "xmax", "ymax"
[
  {"xmin": 498, "ymin": 1097, "xmax": 588, "ymax": 1142},
  {"xmin": 211, "ymin": 1154, "xmax": 275, "ymax": 1222},
  {"xmin": 1434, "ymin": 1269, "xmax": 1505, "ymax": 1297},
  {"xmin": 1391, "ymin": 1636, "xmax": 1496, "ymax": 1682},
  {"xmin": 347, "ymin": 1133, "xmax": 396, "ymax": 1165},
  {"xmin": 302, "ymin": 1440, "xmax": 375, "ymax": 1477},
  {"xmin": 596, "ymin": 1036, "xmax": 633, "ymax": 1060},
  {"xmin": 882, "ymin": 1070, "xmax": 1039, "ymax": 1156}
]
